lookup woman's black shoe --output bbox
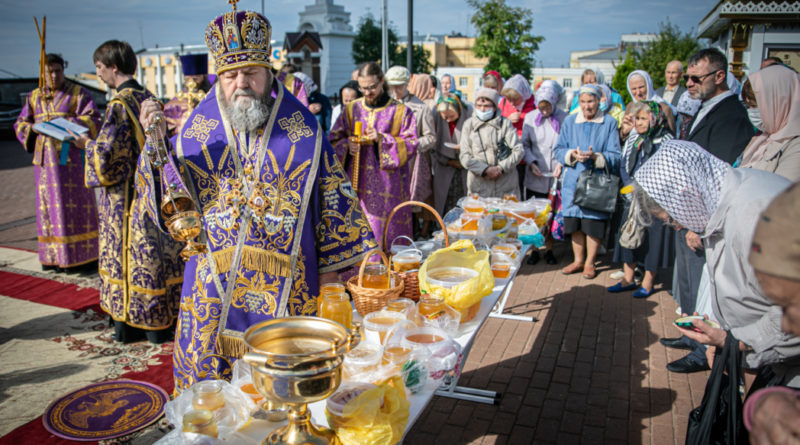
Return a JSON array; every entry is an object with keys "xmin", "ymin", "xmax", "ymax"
[
  {"xmin": 544, "ymin": 250, "xmax": 558, "ymax": 265},
  {"xmin": 526, "ymin": 251, "xmax": 540, "ymax": 265}
]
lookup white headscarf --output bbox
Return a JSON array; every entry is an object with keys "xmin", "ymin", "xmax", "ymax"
[
  {"xmin": 626, "ymin": 70, "xmax": 662, "ymax": 103},
  {"xmin": 538, "ymin": 79, "xmax": 563, "ymax": 98},
  {"xmin": 503, "ymin": 74, "xmax": 532, "ymax": 102},
  {"xmin": 593, "ymin": 68, "xmax": 606, "ymax": 86},
  {"xmin": 726, "ymin": 72, "xmax": 742, "ymax": 96},
  {"xmin": 634, "ymin": 140, "xmax": 730, "ymax": 233},
  {"xmin": 293, "ymin": 72, "xmax": 318, "ymax": 94},
  {"xmin": 676, "ymin": 90, "xmax": 701, "ymax": 116}
]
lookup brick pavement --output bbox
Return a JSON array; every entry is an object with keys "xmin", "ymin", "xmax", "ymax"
[
  {"xmin": 0, "ymin": 134, "xmax": 712, "ymax": 444},
  {"xmin": 405, "ymin": 246, "xmax": 710, "ymax": 445}
]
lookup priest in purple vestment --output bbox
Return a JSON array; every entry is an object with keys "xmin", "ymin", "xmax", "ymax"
[
  {"xmin": 329, "ymin": 62, "xmax": 419, "ymax": 249},
  {"xmin": 14, "ymin": 53, "xmax": 101, "ymax": 270},
  {"xmin": 72, "ymin": 41, "xmax": 184, "ymax": 344},
  {"xmin": 138, "ymin": 9, "xmax": 377, "ymax": 391}
]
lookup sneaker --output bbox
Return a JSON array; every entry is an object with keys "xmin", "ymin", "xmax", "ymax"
[{"xmin": 609, "ymin": 270, "xmax": 625, "ymax": 280}]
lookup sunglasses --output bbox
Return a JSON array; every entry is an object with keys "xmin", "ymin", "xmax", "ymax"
[
  {"xmin": 682, "ymin": 70, "xmax": 721, "ymax": 84},
  {"xmin": 358, "ymin": 82, "xmax": 382, "ymax": 93}
]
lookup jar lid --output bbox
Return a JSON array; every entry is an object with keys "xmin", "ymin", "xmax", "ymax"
[{"xmin": 326, "ymin": 382, "xmax": 376, "ymax": 417}]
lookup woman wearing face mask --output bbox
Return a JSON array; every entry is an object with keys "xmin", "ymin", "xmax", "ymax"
[
  {"xmin": 738, "ymin": 64, "xmax": 800, "ymax": 182},
  {"xmin": 459, "ymin": 88, "xmax": 524, "ymax": 199},
  {"xmin": 571, "ymin": 83, "xmax": 624, "ymax": 128}
]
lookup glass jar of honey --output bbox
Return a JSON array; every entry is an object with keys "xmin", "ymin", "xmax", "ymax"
[
  {"xmin": 385, "ymin": 297, "xmax": 415, "ymax": 317},
  {"xmin": 182, "ymin": 409, "xmax": 219, "ymax": 437},
  {"xmin": 362, "ymin": 263, "xmax": 390, "ymax": 289},
  {"xmin": 319, "ymin": 292, "xmax": 353, "ymax": 330},
  {"xmin": 318, "ymin": 282, "xmax": 346, "ymax": 314},
  {"xmin": 192, "ymin": 381, "xmax": 226, "ymax": 412},
  {"xmin": 392, "ymin": 249, "xmax": 422, "ymax": 272},
  {"xmin": 418, "ymin": 292, "xmax": 446, "ymax": 321}
]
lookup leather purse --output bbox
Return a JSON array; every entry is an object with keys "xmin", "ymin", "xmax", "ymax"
[
  {"xmin": 619, "ymin": 198, "xmax": 645, "ymax": 249},
  {"xmin": 572, "ymin": 163, "xmax": 620, "ymax": 214}
]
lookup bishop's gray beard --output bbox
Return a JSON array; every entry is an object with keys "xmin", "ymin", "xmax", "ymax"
[{"xmin": 221, "ymin": 88, "xmax": 271, "ymax": 133}]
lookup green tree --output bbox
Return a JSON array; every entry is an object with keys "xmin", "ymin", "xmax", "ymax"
[
  {"xmin": 351, "ymin": 15, "xmax": 434, "ymax": 74},
  {"xmin": 611, "ymin": 20, "xmax": 701, "ymax": 104},
  {"xmin": 467, "ymin": 0, "xmax": 544, "ymax": 79}
]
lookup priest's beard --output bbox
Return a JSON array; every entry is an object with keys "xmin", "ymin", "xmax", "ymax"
[{"xmin": 222, "ymin": 88, "xmax": 271, "ymax": 133}]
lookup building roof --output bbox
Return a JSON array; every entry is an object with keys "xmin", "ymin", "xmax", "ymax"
[
  {"xmin": 578, "ymin": 48, "xmax": 620, "ymax": 61},
  {"xmin": 698, "ymin": 0, "xmax": 800, "ymax": 38},
  {"xmin": 283, "ymin": 31, "xmax": 323, "ymax": 52}
]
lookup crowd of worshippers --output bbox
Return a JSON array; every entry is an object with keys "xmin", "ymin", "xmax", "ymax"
[{"xmin": 14, "ymin": 31, "xmax": 800, "ymax": 442}]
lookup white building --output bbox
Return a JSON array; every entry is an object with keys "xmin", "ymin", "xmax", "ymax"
[
  {"xmin": 297, "ymin": 0, "xmax": 356, "ymax": 95},
  {"xmin": 697, "ymin": 0, "xmax": 800, "ymax": 77}
]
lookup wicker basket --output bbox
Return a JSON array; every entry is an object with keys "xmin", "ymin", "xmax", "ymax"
[
  {"xmin": 347, "ymin": 249, "xmax": 405, "ymax": 316},
  {"xmin": 382, "ymin": 201, "xmax": 450, "ymax": 302}
]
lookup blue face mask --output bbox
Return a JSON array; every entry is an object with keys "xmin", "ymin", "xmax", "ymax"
[
  {"xmin": 599, "ymin": 100, "xmax": 608, "ymax": 112},
  {"xmin": 475, "ymin": 108, "xmax": 495, "ymax": 121}
]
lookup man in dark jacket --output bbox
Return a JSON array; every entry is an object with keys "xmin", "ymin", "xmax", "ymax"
[
  {"xmin": 654, "ymin": 60, "xmax": 687, "ymax": 106},
  {"xmin": 660, "ymin": 48, "xmax": 754, "ymax": 374}
]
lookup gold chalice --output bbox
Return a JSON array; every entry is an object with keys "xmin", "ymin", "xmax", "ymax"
[
  {"xmin": 243, "ymin": 317, "xmax": 361, "ymax": 445},
  {"xmin": 166, "ymin": 210, "xmax": 207, "ymax": 260}
]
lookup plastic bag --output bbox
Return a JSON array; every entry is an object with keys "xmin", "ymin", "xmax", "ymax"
[
  {"xmin": 418, "ymin": 239, "xmax": 494, "ymax": 317},
  {"xmin": 518, "ymin": 218, "xmax": 545, "ymax": 248},
  {"xmin": 162, "ymin": 380, "xmax": 254, "ymax": 441},
  {"xmin": 326, "ymin": 376, "xmax": 410, "ymax": 445}
]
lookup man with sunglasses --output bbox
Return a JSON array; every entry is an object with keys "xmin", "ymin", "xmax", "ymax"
[{"xmin": 660, "ymin": 48, "xmax": 754, "ymax": 374}]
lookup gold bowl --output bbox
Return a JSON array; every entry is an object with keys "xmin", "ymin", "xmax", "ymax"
[{"xmin": 243, "ymin": 317, "xmax": 360, "ymax": 445}]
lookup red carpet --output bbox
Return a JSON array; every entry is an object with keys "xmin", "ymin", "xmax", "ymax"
[
  {"xmin": 0, "ymin": 271, "xmax": 100, "ymax": 312},
  {"xmin": 0, "ymin": 271, "xmax": 174, "ymax": 444}
]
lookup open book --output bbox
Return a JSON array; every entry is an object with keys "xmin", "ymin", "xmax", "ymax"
[{"xmin": 32, "ymin": 117, "xmax": 88, "ymax": 141}]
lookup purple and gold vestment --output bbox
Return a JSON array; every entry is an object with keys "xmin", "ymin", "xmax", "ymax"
[
  {"xmin": 85, "ymin": 82, "xmax": 184, "ymax": 331},
  {"xmin": 14, "ymin": 82, "xmax": 101, "ymax": 268},
  {"xmin": 328, "ymin": 97, "xmax": 418, "ymax": 248},
  {"xmin": 137, "ymin": 80, "xmax": 376, "ymax": 391}
]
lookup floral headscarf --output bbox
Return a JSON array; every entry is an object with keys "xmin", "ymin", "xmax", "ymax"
[
  {"xmin": 627, "ymin": 101, "xmax": 672, "ymax": 174},
  {"xmin": 634, "ymin": 140, "xmax": 730, "ymax": 233}
]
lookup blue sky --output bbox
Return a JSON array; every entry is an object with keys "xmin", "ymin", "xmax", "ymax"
[{"xmin": 1, "ymin": 0, "xmax": 717, "ymax": 79}]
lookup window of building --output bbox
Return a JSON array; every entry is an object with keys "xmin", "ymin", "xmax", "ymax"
[
  {"xmin": 459, "ymin": 77, "xmax": 468, "ymax": 87},
  {"xmin": 563, "ymin": 78, "xmax": 572, "ymax": 88}
]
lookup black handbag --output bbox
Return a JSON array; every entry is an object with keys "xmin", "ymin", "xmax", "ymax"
[
  {"xmin": 685, "ymin": 333, "xmax": 748, "ymax": 445},
  {"xmin": 572, "ymin": 163, "xmax": 620, "ymax": 214}
]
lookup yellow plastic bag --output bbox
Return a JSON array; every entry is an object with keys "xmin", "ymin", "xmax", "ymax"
[
  {"xmin": 418, "ymin": 239, "xmax": 494, "ymax": 314},
  {"xmin": 534, "ymin": 202, "xmax": 552, "ymax": 228},
  {"xmin": 328, "ymin": 376, "xmax": 410, "ymax": 445}
]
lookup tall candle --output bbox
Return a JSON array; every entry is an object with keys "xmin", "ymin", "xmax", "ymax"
[{"xmin": 354, "ymin": 121, "xmax": 363, "ymax": 136}]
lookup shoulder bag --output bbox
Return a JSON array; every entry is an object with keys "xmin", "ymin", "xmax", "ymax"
[{"xmin": 572, "ymin": 163, "xmax": 620, "ymax": 214}]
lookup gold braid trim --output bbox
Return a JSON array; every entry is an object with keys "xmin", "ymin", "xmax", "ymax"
[
  {"xmin": 217, "ymin": 332, "xmax": 247, "ymax": 359},
  {"xmin": 212, "ymin": 245, "xmax": 292, "ymax": 277}
]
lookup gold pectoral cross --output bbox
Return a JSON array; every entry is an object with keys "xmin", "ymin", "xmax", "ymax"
[{"xmin": 228, "ymin": 0, "xmax": 239, "ymax": 10}]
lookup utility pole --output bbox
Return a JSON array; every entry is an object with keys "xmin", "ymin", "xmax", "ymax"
[
  {"xmin": 381, "ymin": 0, "xmax": 389, "ymax": 71},
  {"xmin": 407, "ymin": 0, "xmax": 413, "ymax": 72},
  {"xmin": 261, "ymin": 0, "xmax": 264, "ymax": 14}
]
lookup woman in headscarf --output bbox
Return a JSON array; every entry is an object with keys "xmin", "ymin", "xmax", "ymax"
[
  {"xmin": 739, "ymin": 64, "xmax": 800, "ymax": 182},
  {"xmin": 632, "ymin": 141, "xmax": 799, "ymax": 387},
  {"xmin": 521, "ymin": 85, "xmax": 567, "ymax": 265},
  {"xmin": 621, "ymin": 70, "xmax": 674, "ymax": 141},
  {"xmin": 539, "ymin": 79, "xmax": 568, "ymax": 112},
  {"xmin": 295, "ymin": 72, "xmax": 332, "ymax": 132},
  {"xmin": 433, "ymin": 92, "xmax": 471, "ymax": 216},
  {"xmin": 459, "ymin": 87, "xmax": 524, "ymax": 199},
  {"xmin": 483, "ymin": 70, "xmax": 504, "ymax": 93},
  {"xmin": 409, "ymin": 73, "xmax": 438, "ymax": 112},
  {"xmin": 439, "ymin": 73, "xmax": 463, "ymax": 101},
  {"xmin": 568, "ymin": 68, "xmax": 623, "ymax": 113},
  {"xmin": 675, "ymin": 90, "xmax": 702, "ymax": 139},
  {"xmin": 499, "ymin": 74, "xmax": 536, "ymax": 137},
  {"xmin": 330, "ymin": 80, "xmax": 361, "ymax": 130},
  {"xmin": 554, "ymin": 84, "xmax": 621, "ymax": 279},
  {"xmin": 570, "ymin": 83, "xmax": 624, "ymax": 128},
  {"xmin": 608, "ymin": 101, "xmax": 674, "ymax": 298}
]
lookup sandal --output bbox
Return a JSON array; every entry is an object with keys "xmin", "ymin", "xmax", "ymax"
[
  {"xmin": 582, "ymin": 264, "xmax": 596, "ymax": 279},
  {"xmin": 561, "ymin": 262, "xmax": 583, "ymax": 275}
]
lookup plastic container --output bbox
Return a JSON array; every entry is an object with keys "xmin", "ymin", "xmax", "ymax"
[
  {"xmin": 325, "ymin": 382, "xmax": 377, "ymax": 429},
  {"xmin": 425, "ymin": 267, "xmax": 479, "ymax": 289},
  {"xmin": 362, "ymin": 310, "xmax": 406, "ymax": 345},
  {"xmin": 342, "ymin": 343, "xmax": 383, "ymax": 379}
]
